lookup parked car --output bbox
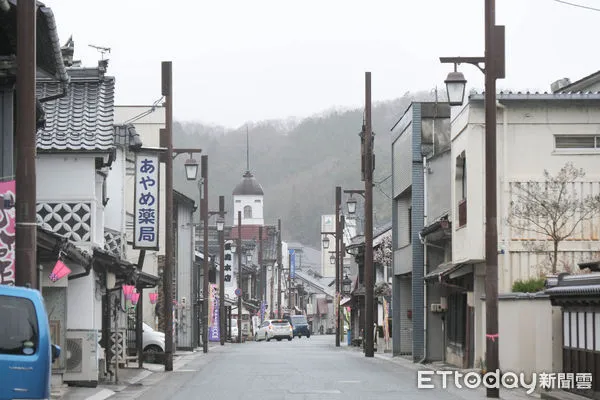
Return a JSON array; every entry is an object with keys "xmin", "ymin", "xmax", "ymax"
[
  {"xmin": 0, "ymin": 285, "xmax": 61, "ymax": 400},
  {"xmin": 288, "ymin": 314, "xmax": 311, "ymax": 338},
  {"xmin": 255, "ymin": 319, "xmax": 293, "ymax": 342},
  {"xmin": 228, "ymin": 319, "xmax": 239, "ymax": 341},
  {"xmin": 143, "ymin": 322, "xmax": 165, "ymax": 362}
]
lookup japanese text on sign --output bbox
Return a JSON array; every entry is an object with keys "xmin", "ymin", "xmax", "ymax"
[
  {"xmin": 134, "ymin": 153, "xmax": 160, "ymax": 249},
  {"xmin": 224, "ymin": 240, "xmax": 233, "ymax": 287}
]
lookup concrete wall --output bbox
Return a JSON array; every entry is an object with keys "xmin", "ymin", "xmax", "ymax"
[
  {"xmin": 176, "ymin": 201, "xmax": 194, "ymax": 349},
  {"xmin": 497, "ymin": 294, "xmax": 563, "ymax": 383}
]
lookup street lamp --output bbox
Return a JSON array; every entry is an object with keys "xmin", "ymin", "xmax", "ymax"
[
  {"xmin": 216, "ymin": 216, "xmax": 225, "ymax": 232},
  {"xmin": 246, "ymin": 253, "xmax": 252, "ymax": 264},
  {"xmin": 322, "ymin": 236, "xmax": 330, "ymax": 249},
  {"xmin": 184, "ymin": 158, "xmax": 199, "ymax": 181},
  {"xmin": 444, "ymin": 67, "xmax": 467, "ymax": 106},
  {"xmin": 342, "ymin": 274, "xmax": 352, "ymax": 296},
  {"xmin": 330, "ymin": 254, "xmax": 335, "ymax": 265},
  {"xmin": 346, "ymin": 196, "xmax": 357, "ymax": 215},
  {"xmin": 440, "ymin": 1, "xmax": 504, "ymax": 396}
]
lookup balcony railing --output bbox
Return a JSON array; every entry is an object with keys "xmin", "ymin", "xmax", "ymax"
[{"xmin": 458, "ymin": 199, "xmax": 467, "ymax": 228}]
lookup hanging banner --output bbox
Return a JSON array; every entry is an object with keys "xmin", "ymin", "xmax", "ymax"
[
  {"xmin": 0, "ymin": 180, "xmax": 15, "ymax": 285},
  {"xmin": 209, "ymin": 284, "xmax": 220, "ymax": 342},
  {"xmin": 260, "ymin": 301, "xmax": 266, "ymax": 322},
  {"xmin": 134, "ymin": 152, "xmax": 160, "ymax": 250},
  {"xmin": 289, "ymin": 249, "xmax": 295, "ymax": 279},
  {"xmin": 383, "ymin": 297, "xmax": 390, "ymax": 347},
  {"xmin": 224, "ymin": 240, "xmax": 233, "ymax": 287}
]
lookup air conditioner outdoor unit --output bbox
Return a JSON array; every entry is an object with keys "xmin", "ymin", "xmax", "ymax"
[
  {"xmin": 63, "ymin": 330, "xmax": 99, "ymax": 387},
  {"xmin": 430, "ymin": 303, "xmax": 444, "ymax": 313}
]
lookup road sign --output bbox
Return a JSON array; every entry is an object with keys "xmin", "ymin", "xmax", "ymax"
[{"xmin": 234, "ymin": 288, "xmax": 242, "ymax": 297}]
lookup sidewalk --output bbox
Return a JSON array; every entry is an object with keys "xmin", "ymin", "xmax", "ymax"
[
  {"xmin": 341, "ymin": 340, "xmax": 541, "ymax": 400},
  {"xmin": 52, "ymin": 349, "xmax": 207, "ymax": 400}
]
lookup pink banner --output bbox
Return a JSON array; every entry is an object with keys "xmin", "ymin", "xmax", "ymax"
[{"xmin": 0, "ymin": 180, "xmax": 15, "ymax": 285}]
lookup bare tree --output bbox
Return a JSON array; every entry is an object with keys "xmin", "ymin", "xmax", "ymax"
[{"xmin": 507, "ymin": 162, "xmax": 600, "ymax": 274}]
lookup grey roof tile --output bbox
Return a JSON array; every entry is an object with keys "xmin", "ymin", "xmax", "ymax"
[{"xmin": 36, "ymin": 69, "xmax": 115, "ymax": 151}]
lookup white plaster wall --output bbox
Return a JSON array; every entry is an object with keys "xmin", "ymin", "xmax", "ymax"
[
  {"xmin": 37, "ymin": 154, "xmax": 96, "ymax": 200},
  {"xmin": 451, "ymin": 115, "xmax": 485, "ymax": 263},
  {"xmin": 67, "ymin": 273, "xmax": 98, "ymax": 330},
  {"xmin": 233, "ymin": 194, "xmax": 264, "ymax": 226},
  {"xmin": 105, "ymin": 148, "xmax": 126, "ymax": 232}
]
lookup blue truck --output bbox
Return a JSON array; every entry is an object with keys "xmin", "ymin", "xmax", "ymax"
[{"xmin": 0, "ymin": 285, "xmax": 61, "ymax": 400}]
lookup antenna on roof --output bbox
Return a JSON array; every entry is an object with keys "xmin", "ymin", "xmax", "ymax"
[{"xmin": 88, "ymin": 44, "xmax": 111, "ymax": 60}]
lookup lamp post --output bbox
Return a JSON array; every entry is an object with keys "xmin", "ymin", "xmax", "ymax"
[
  {"xmin": 362, "ymin": 72, "xmax": 375, "ymax": 358},
  {"xmin": 237, "ymin": 211, "xmax": 242, "ymax": 343},
  {"xmin": 161, "ymin": 62, "xmax": 202, "ymax": 371},
  {"xmin": 217, "ymin": 196, "xmax": 225, "ymax": 346},
  {"xmin": 439, "ymin": 0, "xmax": 504, "ymax": 396}
]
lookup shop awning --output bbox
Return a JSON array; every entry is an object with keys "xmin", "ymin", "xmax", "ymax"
[{"xmin": 425, "ymin": 261, "xmax": 460, "ymax": 281}]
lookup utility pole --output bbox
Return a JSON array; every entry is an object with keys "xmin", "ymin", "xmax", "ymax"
[
  {"xmin": 201, "ymin": 155, "xmax": 209, "ymax": 354},
  {"xmin": 258, "ymin": 225, "xmax": 263, "ymax": 319},
  {"xmin": 237, "ymin": 211, "xmax": 242, "ymax": 343},
  {"xmin": 335, "ymin": 186, "xmax": 341, "ymax": 347},
  {"xmin": 288, "ymin": 251, "xmax": 292, "ymax": 311},
  {"xmin": 219, "ymin": 196, "xmax": 225, "ymax": 346},
  {"xmin": 484, "ymin": 0, "xmax": 500, "ymax": 396},
  {"xmin": 277, "ymin": 219, "xmax": 282, "ymax": 318},
  {"xmin": 162, "ymin": 61, "xmax": 174, "ymax": 371},
  {"xmin": 339, "ymin": 215, "xmax": 345, "ymax": 345},
  {"xmin": 15, "ymin": 0, "xmax": 37, "ymax": 289},
  {"xmin": 363, "ymin": 72, "xmax": 375, "ymax": 358}
]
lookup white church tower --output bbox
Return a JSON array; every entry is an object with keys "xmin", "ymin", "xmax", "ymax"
[{"xmin": 232, "ymin": 128, "xmax": 264, "ymax": 226}]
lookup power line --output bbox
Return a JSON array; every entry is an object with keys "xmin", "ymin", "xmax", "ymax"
[{"xmin": 552, "ymin": 0, "xmax": 600, "ymax": 12}]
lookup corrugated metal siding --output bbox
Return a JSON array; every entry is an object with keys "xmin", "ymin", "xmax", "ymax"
[
  {"xmin": 176, "ymin": 206, "xmax": 193, "ymax": 349},
  {"xmin": 392, "ymin": 127, "xmax": 412, "ymax": 198}
]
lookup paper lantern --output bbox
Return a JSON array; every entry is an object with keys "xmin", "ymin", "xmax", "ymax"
[
  {"xmin": 131, "ymin": 292, "xmax": 140, "ymax": 305},
  {"xmin": 149, "ymin": 292, "xmax": 158, "ymax": 305},
  {"xmin": 49, "ymin": 260, "xmax": 71, "ymax": 282},
  {"xmin": 122, "ymin": 284, "xmax": 135, "ymax": 300}
]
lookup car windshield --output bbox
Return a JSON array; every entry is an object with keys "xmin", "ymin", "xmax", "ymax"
[
  {"xmin": 0, "ymin": 295, "xmax": 39, "ymax": 355},
  {"xmin": 143, "ymin": 323, "xmax": 154, "ymax": 332},
  {"xmin": 291, "ymin": 316, "xmax": 307, "ymax": 324}
]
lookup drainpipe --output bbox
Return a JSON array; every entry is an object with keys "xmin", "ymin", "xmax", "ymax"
[
  {"xmin": 419, "ymin": 155, "xmax": 428, "ymax": 364},
  {"xmin": 39, "ymin": 81, "xmax": 69, "ymax": 103}
]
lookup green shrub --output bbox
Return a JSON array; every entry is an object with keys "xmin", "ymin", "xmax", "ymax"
[{"xmin": 511, "ymin": 277, "xmax": 546, "ymax": 293}]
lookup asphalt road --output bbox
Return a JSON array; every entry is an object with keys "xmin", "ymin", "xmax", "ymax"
[{"xmin": 117, "ymin": 335, "xmax": 488, "ymax": 400}]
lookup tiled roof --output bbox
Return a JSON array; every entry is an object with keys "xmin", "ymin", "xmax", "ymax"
[
  {"xmin": 36, "ymin": 66, "xmax": 115, "ymax": 151},
  {"xmin": 468, "ymin": 90, "xmax": 600, "ymax": 102},
  {"xmin": 114, "ymin": 124, "xmax": 143, "ymax": 150}
]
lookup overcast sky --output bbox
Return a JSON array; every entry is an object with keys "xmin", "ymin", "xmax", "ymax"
[{"xmin": 46, "ymin": 0, "xmax": 600, "ymax": 128}]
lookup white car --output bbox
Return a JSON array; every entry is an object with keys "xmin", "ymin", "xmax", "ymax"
[
  {"xmin": 255, "ymin": 319, "xmax": 293, "ymax": 342},
  {"xmin": 229, "ymin": 320, "xmax": 240, "ymax": 341},
  {"xmin": 143, "ymin": 322, "xmax": 165, "ymax": 361}
]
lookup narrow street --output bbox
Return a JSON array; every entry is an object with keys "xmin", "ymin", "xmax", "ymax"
[{"xmin": 91, "ymin": 335, "xmax": 512, "ymax": 400}]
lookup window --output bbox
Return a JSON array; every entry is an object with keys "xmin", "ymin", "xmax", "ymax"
[
  {"xmin": 564, "ymin": 311, "xmax": 570, "ymax": 347},
  {"xmin": 555, "ymin": 135, "xmax": 600, "ymax": 150},
  {"xmin": 455, "ymin": 152, "xmax": 467, "ymax": 227},
  {"xmin": 0, "ymin": 295, "xmax": 39, "ymax": 355},
  {"xmin": 244, "ymin": 205, "xmax": 252, "ymax": 219}
]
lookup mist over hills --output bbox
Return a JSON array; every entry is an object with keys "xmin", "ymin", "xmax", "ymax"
[{"xmin": 172, "ymin": 90, "xmax": 439, "ymax": 247}]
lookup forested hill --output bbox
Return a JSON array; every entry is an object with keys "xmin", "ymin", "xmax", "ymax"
[{"xmin": 172, "ymin": 90, "xmax": 438, "ymax": 247}]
